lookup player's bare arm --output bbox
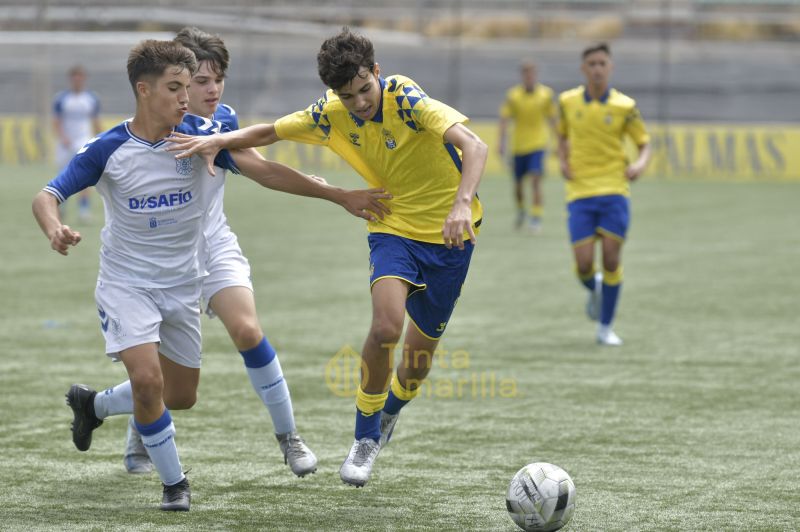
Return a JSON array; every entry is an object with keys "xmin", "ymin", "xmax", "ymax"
[
  {"xmin": 558, "ymin": 135, "xmax": 572, "ymax": 180},
  {"xmin": 441, "ymin": 123, "xmax": 487, "ymax": 250},
  {"xmin": 230, "ymin": 148, "xmax": 392, "ymax": 222},
  {"xmin": 167, "ymin": 123, "xmax": 279, "ymax": 176},
  {"xmin": 32, "ymin": 190, "xmax": 82, "ymax": 255},
  {"xmin": 626, "ymin": 142, "xmax": 652, "ymax": 181}
]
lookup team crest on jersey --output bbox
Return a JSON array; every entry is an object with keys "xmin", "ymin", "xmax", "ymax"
[
  {"xmin": 604, "ymin": 114, "xmax": 613, "ymax": 125},
  {"xmin": 349, "ymin": 133, "xmax": 361, "ymax": 146},
  {"xmin": 382, "ymin": 129, "xmax": 397, "ymax": 150},
  {"xmin": 176, "ymin": 157, "xmax": 193, "ymax": 176}
]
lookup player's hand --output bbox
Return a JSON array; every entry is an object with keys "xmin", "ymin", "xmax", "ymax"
[
  {"xmin": 442, "ymin": 202, "xmax": 476, "ymax": 250},
  {"xmin": 166, "ymin": 132, "xmax": 223, "ymax": 176},
  {"xmin": 560, "ymin": 160, "xmax": 572, "ymax": 180},
  {"xmin": 339, "ymin": 188, "xmax": 392, "ymax": 221},
  {"xmin": 626, "ymin": 162, "xmax": 645, "ymax": 181},
  {"xmin": 49, "ymin": 224, "xmax": 81, "ymax": 256}
]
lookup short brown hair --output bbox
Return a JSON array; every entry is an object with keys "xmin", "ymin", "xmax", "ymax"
[
  {"xmin": 317, "ymin": 27, "xmax": 375, "ymax": 90},
  {"xmin": 174, "ymin": 26, "xmax": 229, "ymax": 78},
  {"xmin": 582, "ymin": 43, "xmax": 611, "ymax": 59},
  {"xmin": 126, "ymin": 39, "xmax": 197, "ymax": 96}
]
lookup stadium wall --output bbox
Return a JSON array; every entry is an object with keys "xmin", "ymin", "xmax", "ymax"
[{"xmin": 3, "ymin": 115, "xmax": 798, "ymax": 181}]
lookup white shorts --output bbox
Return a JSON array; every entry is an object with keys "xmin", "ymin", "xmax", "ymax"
[
  {"xmin": 95, "ymin": 279, "xmax": 203, "ymax": 368},
  {"xmin": 201, "ymin": 230, "xmax": 253, "ymax": 318}
]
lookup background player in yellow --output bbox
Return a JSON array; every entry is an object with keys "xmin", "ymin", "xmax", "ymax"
[
  {"xmin": 556, "ymin": 43, "xmax": 651, "ymax": 346},
  {"xmin": 499, "ymin": 61, "xmax": 556, "ymax": 232},
  {"xmin": 167, "ymin": 27, "xmax": 487, "ymax": 488}
]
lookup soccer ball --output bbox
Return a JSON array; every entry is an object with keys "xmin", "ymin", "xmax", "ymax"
[{"xmin": 505, "ymin": 462, "xmax": 576, "ymax": 531}]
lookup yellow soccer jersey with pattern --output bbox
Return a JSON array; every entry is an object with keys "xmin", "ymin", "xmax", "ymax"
[
  {"xmin": 557, "ymin": 86, "xmax": 650, "ymax": 202},
  {"xmin": 499, "ymin": 83, "xmax": 556, "ymax": 155},
  {"xmin": 274, "ymin": 75, "xmax": 482, "ymax": 244}
]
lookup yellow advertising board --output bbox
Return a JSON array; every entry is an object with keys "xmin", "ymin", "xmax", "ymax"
[{"xmin": 2, "ymin": 114, "xmax": 798, "ymax": 181}]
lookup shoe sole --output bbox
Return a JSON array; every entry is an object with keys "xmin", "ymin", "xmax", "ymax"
[
  {"xmin": 293, "ymin": 467, "xmax": 318, "ymax": 478},
  {"xmin": 341, "ymin": 478, "xmax": 367, "ymax": 488}
]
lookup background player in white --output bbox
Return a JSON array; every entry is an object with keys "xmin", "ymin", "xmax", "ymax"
[
  {"xmin": 120, "ymin": 26, "xmax": 319, "ymax": 477},
  {"xmin": 53, "ymin": 65, "xmax": 102, "ymax": 222},
  {"xmin": 32, "ymin": 39, "xmax": 389, "ymax": 511}
]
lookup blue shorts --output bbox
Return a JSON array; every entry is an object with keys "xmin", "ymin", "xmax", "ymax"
[
  {"xmin": 567, "ymin": 194, "xmax": 630, "ymax": 245},
  {"xmin": 368, "ymin": 233, "xmax": 473, "ymax": 339},
  {"xmin": 513, "ymin": 150, "xmax": 546, "ymax": 181}
]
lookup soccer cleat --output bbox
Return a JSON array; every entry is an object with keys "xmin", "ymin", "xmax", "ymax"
[
  {"xmin": 514, "ymin": 209, "xmax": 526, "ymax": 229},
  {"xmin": 527, "ymin": 216, "xmax": 542, "ymax": 234},
  {"xmin": 65, "ymin": 384, "xmax": 102, "ymax": 452},
  {"xmin": 586, "ymin": 272, "xmax": 602, "ymax": 321},
  {"xmin": 596, "ymin": 325, "xmax": 623, "ymax": 346},
  {"xmin": 378, "ymin": 411, "xmax": 399, "ymax": 448},
  {"xmin": 340, "ymin": 438, "xmax": 381, "ymax": 487},
  {"xmin": 276, "ymin": 431, "xmax": 318, "ymax": 477},
  {"xmin": 124, "ymin": 415, "xmax": 154, "ymax": 474},
  {"xmin": 160, "ymin": 476, "xmax": 191, "ymax": 511}
]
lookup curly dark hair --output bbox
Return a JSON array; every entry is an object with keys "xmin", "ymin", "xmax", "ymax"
[{"xmin": 317, "ymin": 27, "xmax": 375, "ymax": 90}]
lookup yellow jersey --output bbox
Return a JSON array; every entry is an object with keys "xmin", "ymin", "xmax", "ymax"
[
  {"xmin": 557, "ymin": 86, "xmax": 650, "ymax": 202},
  {"xmin": 274, "ymin": 75, "xmax": 482, "ymax": 244},
  {"xmin": 500, "ymin": 83, "xmax": 556, "ymax": 155}
]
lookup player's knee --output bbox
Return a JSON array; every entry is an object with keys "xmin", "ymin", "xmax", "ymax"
[
  {"xmin": 575, "ymin": 261, "xmax": 594, "ymax": 277},
  {"xmin": 368, "ymin": 318, "xmax": 403, "ymax": 348},
  {"xmin": 603, "ymin": 257, "xmax": 620, "ymax": 272},
  {"xmin": 164, "ymin": 390, "xmax": 196, "ymax": 410},
  {"xmin": 129, "ymin": 370, "xmax": 164, "ymax": 407},
  {"xmin": 228, "ymin": 319, "xmax": 264, "ymax": 352}
]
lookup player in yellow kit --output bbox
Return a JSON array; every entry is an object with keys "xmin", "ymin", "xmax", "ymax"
[
  {"xmin": 557, "ymin": 43, "xmax": 651, "ymax": 346},
  {"xmin": 498, "ymin": 61, "xmax": 556, "ymax": 232},
  {"xmin": 166, "ymin": 27, "xmax": 487, "ymax": 487}
]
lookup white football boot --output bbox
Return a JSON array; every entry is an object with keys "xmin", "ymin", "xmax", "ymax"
[
  {"xmin": 276, "ymin": 431, "xmax": 318, "ymax": 477},
  {"xmin": 124, "ymin": 415, "xmax": 154, "ymax": 474},
  {"xmin": 378, "ymin": 411, "xmax": 399, "ymax": 448},
  {"xmin": 340, "ymin": 438, "xmax": 381, "ymax": 487},
  {"xmin": 596, "ymin": 324, "xmax": 623, "ymax": 346}
]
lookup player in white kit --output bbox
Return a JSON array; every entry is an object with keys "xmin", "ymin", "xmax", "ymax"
[
  {"xmin": 32, "ymin": 39, "xmax": 390, "ymax": 512},
  {"xmin": 119, "ymin": 26, "xmax": 319, "ymax": 477},
  {"xmin": 53, "ymin": 65, "xmax": 102, "ymax": 222}
]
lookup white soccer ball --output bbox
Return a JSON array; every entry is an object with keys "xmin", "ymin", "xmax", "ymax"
[{"xmin": 506, "ymin": 462, "xmax": 576, "ymax": 531}]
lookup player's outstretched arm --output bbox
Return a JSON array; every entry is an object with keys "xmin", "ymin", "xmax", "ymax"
[
  {"xmin": 167, "ymin": 123, "xmax": 281, "ymax": 176},
  {"xmin": 442, "ymin": 123, "xmax": 488, "ymax": 250},
  {"xmin": 32, "ymin": 190, "xmax": 82, "ymax": 256},
  {"xmin": 230, "ymin": 148, "xmax": 392, "ymax": 222}
]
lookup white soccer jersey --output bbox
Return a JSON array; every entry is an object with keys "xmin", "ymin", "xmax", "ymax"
[
  {"xmin": 53, "ymin": 90, "xmax": 101, "ymax": 149},
  {"xmin": 44, "ymin": 115, "xmax": 239, "ymax": 288}
]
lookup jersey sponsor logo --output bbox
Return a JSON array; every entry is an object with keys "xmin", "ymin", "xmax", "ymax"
[
  {"xmin": 382, "ymin": 129, "xmax": 397, "ymax": 149},
  {"xmin": 349, "ymin": 132, "xmax": 361, "ymax": 146},
  {"xmin": 176, "ymin": 157, "xmax": 193, "ymax": 175},
  {"xmin": 128, "ymin": 190, "xmax": 193, "ymax": 210}
]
